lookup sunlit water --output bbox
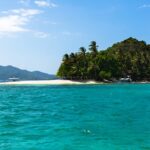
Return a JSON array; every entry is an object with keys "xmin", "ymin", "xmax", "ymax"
[{"xmin": 0, "ymin": 84, "xmax": 150, "ymax": 150}]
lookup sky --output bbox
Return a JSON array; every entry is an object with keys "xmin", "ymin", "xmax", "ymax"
[{"xmin": 0, "ymin": 0, "xmax": 150, "ymax": 74}]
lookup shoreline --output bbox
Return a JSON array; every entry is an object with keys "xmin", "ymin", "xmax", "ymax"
[
  {"xmin": 0, "ymin": 79, "xmax": 149, "ymax": 86},
  {"xmin": 0, "ymin": 79, "xmax": 103, "ymax": 85}
]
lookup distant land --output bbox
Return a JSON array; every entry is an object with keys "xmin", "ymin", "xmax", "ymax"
[{"xmin": 0, "ymin": 65, "xmax": 57, "ymax": 81}]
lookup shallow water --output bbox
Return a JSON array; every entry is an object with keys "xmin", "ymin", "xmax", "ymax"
[{"xmin": 0, "ymin": 84, "xmax": 150, "ymax": 150}]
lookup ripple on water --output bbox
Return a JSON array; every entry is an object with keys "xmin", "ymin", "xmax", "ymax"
[{"xmin": 0, "ymin": 84, "xmax": 150, "ymax": 149}]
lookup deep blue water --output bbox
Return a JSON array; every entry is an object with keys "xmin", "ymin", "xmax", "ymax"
[{"xmin": 0, "ymin": 84, "xmax": 150, "ymax": 150}]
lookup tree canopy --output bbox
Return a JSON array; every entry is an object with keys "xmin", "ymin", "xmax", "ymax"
[{"xmin": 57, "ymin": 38, "xmax": 150, "ymax": 81}]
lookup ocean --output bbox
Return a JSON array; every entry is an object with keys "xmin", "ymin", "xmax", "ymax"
[{"xmin": 0, "ymin": 84, "xmax": 150, "ymax": 150}]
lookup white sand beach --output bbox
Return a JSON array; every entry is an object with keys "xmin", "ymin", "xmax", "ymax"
[{"xmin": 0, "ymin": 79, "xmax": 102, "ymax": 85}]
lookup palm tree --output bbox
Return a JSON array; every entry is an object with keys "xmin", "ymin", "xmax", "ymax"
[
  {"xmin": 89, "ymin": 41, "xmax": 98, "ymax": 54},
  {"xmin": 89, "ymin": 41, "xmax": 99, "ymax": 79},
  {"xmin": 63, "ymin": 54, "xmax": 69, "ymax": 61},
  {"xmin": 79, "ymin": 47, "xmax": 87, "ymax": 79},
  {"xmin": 79, "ymin": 47, "xmax": 86, "ymax": 55}
]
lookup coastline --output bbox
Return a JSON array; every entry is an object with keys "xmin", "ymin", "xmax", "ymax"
[
  {"xmin": 0, "ymin": 79, "xmax": 149, "ymax": 86},
  {"xmin": 0, "ymin": 79, "xmax": 103, "ymax": 85}
]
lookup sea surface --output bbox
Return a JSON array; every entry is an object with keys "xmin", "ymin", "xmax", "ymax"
[{"xmin": 0, "ymin": 84, "xmax": 150, "ymax": 150}]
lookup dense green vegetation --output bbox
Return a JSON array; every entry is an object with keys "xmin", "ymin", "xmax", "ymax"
[{"xmin": 57, "ymin": 38, "xmax": 150, "ymax": 81}]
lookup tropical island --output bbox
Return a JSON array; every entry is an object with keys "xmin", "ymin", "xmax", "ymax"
[
  {"xmin": 57, "ymin": 37, "xmax": 150, "ymax": 82},
  {"xmin": 0, "ymin": 37, "xmax": 150, "ymax": 85}
]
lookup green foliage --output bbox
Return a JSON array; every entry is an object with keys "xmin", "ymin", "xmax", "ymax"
[
  {"xmin": 57, "ymin": 38, "xmax": 150, "ymax": 81},
  {"xmin": 99, "ymin": 71, "xmax": 111, "ymax": 80}
]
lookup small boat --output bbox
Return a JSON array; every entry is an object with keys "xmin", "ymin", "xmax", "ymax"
[
  {"xmin": 8, "ymin": 77, "xmax": 20, "ymax": 82},
  {"xmin": 120, "ymin": 76, "xmax": 132, "ymax": 83}
]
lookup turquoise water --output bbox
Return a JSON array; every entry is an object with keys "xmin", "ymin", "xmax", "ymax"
[{"xmin": 0, "ymin": 84, "xmax": 150, "ymax": 150}]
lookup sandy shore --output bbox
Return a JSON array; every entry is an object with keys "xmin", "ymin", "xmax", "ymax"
[{"xmin": 0, "ymin": 79, "xmax": 102, "ymax": 85}]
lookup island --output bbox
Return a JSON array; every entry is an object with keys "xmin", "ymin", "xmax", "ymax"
[{"xmin": 57, "ymin": 37, "xmax": 150, "ymax": 82}]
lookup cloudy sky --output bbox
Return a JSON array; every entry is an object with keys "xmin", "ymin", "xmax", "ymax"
[{"xmin": 0, "ymin": 0, "xmax": 149, "ymax": 74}]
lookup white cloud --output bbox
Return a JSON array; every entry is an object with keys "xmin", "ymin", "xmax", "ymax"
[
  {"xmin": 0, "ymin": 9, "xmax": 42, "ymax": 36},
  {"xmin": 6, "ymin": 9, "xmax": 42, "ymax": 17},
  {"xmin": 34, "ymin": 31, "xmax": 49, "ymax": 38},
  {"xmin": 19, "ymin": 0, "xmax": 30, "ymax": 6},
  {"xmin": 35, "ymin": 0, "xmax": 49, "ymax": 7},
  {"xmin": 139, "ymin": 4, "xmax": 150, "ymax": 8},
  {"xmin": 34, "ymin": 0, "xmax": 58, "ymax": 8},
  {"xmin": 0, "ymin": 15, "xmax": 28, "ymax": 33},
  {"xmin": 62, "ymin": 31, "xmax": 81, "ymax": 36}
]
